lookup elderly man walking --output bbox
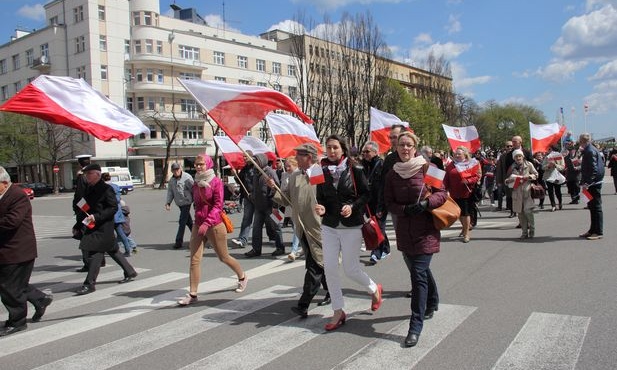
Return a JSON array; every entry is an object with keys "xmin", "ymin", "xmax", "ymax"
[{"xmin": 165, "ymin": 162, "xmax": 194, "ymax": 249}]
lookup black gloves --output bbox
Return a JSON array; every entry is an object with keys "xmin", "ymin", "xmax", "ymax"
[{"xmin": 403, "ymin": 200, "xmax": 428, "ymax": 216}]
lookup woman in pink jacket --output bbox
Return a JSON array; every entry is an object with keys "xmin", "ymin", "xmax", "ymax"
[{"xmin": 178, "ymin": 154, "xmax": 248, "ymax": 306}]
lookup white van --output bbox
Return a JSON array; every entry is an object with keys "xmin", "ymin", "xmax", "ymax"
[{"xmin": 100, "ymin": 166, "xmax": 134, "ymax": 194}]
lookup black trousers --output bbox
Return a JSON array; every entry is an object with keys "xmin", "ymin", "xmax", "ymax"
[
  {"xmin": 83, "ymin": 247, "xmax": 137, "ymax": 287},
  {"xmin": 297, "ymin": 235, "xmax": 328, "ymax": 310},
  {"xmin": 0, "ymin": 259, "xmax": 39, "ymax": 327}
]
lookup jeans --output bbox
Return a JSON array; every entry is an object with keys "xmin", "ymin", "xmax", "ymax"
[
  {"xmin": 176, "ymin": 205, "xmax": 193, "ymax": 247},
  {"xmin": 403, "ymin": 253, "xmax": 438, "ymax": 335},
  {"xmin": 586, "ymin": 185, "xmax": 603, "ymax": 235},
  {"xmin": 251, "ymin": 208, "xmax": 284, "ymax": 253},
  {"xmin": 237, "ymin": 200, "xmax": 254, "ymax": 245},
  {"xmin": 115, "ymin": 223, "xmax": 131, "ymax": 253},
  {"xmin": 290, "ymin": 224, "xmax": 301, "ymax": 254}
]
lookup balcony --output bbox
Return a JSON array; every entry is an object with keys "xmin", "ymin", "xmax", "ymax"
[{"xmin": 31, "ymin": 56, "xmax": 51, "ymax": 71}]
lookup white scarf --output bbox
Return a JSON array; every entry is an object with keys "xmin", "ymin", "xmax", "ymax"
[
  {"xmin": 393, "ymin": 156, "xmax": 427, "ymax": 179},
  {"xmin": 327, "ymin": 157, "xmax": 348, "ymax": 188},
  {"xmin": 195, "ymin": 169, "xmax": 215, "ymax": 188}
]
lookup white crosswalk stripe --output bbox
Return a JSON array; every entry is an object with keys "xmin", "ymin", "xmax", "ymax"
[
  {"xmin": 1, "ymin": 262, "xmax": 591, "ymax": 369},
  {"xmin": 32, "ymin": 215, "xmax": 76, "ymax": 241}
]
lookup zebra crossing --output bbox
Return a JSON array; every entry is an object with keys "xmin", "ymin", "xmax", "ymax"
[
  {"xmin": 0, "ymin": 259, "xmax": 591, "ymax": 369},
  {"xmin": 32, "ymin": 215, "xmax": 76, "ymax": 241}
]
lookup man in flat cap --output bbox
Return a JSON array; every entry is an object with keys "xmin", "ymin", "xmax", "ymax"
[{"xmin": 267, "ymin": 143, "xmax": 330, "ymax": 317}]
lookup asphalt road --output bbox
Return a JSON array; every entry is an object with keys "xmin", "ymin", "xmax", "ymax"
[{"xmin": 2, "ymin": 178, "xmax": 616, "ymax": 369}]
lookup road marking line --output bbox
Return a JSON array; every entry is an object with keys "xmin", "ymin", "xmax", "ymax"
[{"xmin": 491, "ymin": 312, "xmax": 590, "ymax": 370}]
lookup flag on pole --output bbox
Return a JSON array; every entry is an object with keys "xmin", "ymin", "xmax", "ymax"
[
  {"xmin": 369, "ymin": 107, "xmax": 410, "ymax": 154},
  {"xmin": 76, "ymin": 198, "xmax": 90, "ymax": 213},
  {"xmin": 424, "ymin": 165, "xmax": 446, "ymax": 188},
  {"xmin": 454, "ymin": 158, "xmax": 481, "ymax": 180},
  {"xmin": 442, "ymin": 124, "xmax": 481, "ymax": 153},
  {"xmin": 580, "ymin": 187, "xmax": 593, "ymax": 203},
  {"xmin": 307, "ymin": 164, "xmax": 325, "ymax": 185},
  {"xmin": 178, "ymin": 79, "xmax": 312, "ymax": 144},
  {"xmin": 0, "ymin": 75, "xmax": 149, "ymax": 141},
  {"xmin": 213, "ymin": 136, "xmax": 276, "ymax": 169},
  {"xmin": 529, "ymin": 121, "xmax": 566, "ymax": 154},
  {"xmin": 266, "ymin": 113, "xmax": 323, "ymax": 158}
]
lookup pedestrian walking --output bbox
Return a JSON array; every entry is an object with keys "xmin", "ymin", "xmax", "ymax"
[
  {"xmin": 506, "ymin": 149, "xmax": 538, "ymax": 239},
  {"xmin": 231, "ymin": 151, "xmax": 255, "ymax": 248},
  {"xmin": 578, "ymin": 133, "xmax": 605, "ymax": 240},
  {"xmin": 165, "ymin": 162, "xmax": 194, "ymax": 249}
]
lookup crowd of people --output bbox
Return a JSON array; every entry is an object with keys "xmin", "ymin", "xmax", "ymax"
[{"xmin": 0, "ymin": 129, "xmax": 610, "ymax": 348}]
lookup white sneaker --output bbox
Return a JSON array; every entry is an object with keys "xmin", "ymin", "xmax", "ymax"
[
  {"xmin": 287, "ymin": 253, "xmax": 296, "ymax": 261},
  {"xmin": 235, "ymin": 275, "xmax": 248, "ymax": 293},
  {"xmin": 231, "ymin": 238, "xmax": 244, "ymax": 248},
  {"xmin": 178, "ymin": 294, "xmax": 197, "ymax": 306}
]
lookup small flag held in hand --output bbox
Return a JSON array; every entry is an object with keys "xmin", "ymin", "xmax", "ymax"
[
  {"xmin": 580, "ymin": 188, "xmax": 593, "ymax": 203},
  {"xmin": 77, "ymin": 198, "xmax": 90, "ymax": 213},
  {"xmin": 424, "ymin": 165, "xmax": 445, "ymax": 188},
  {"xmin": 307, "ymin": 164, "xmax": 325, "ymax": 185},
  {"xmin": 270, "ymin": 207, "xmax": 284, "ymax": 224}
]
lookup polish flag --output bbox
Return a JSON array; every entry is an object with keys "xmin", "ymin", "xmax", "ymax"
[
  {"xmin": 442, "ymin": 124, "xmax": 481, "ymax": 153},
  {"xmin": 270, "ymin": 207, "xmax": 284, "ymax": 223},
  {"xmin": 178, "ymin": 79, "xmax": 312, "ymax": 144},
  {"xmin": 580, "ymin": 188, "xmax": 593, "ymax": 203},
  {"xmin": 369, "ymin": 107, "xmax": 410, "ymax": 154},
  {"xmin": 213, "ymin": 136, "xmax": 276, "ymax": 169},
  {"xmin": 307, "ymin": 164, "xmax": 325, "ymax": 185},
  {"xmin": 76, "ymin": 198, "xmax": 90, "ymax": 213},
  {"xmin": 507, "ymin": 175, "xmax": 524, "ymax": 189},
  {"xmin": 454, "ymin": 158, "xmax": 481, "ymax": 180},
  {"xmin": 530, "ymin": 121, "xmax": 566, "ymax": 154},
  {"xmin": 546, "ymin": 151, "xmax": 563, "ymax": 162},
  {"xmin": 266, "ymin": 113, "xmax": 323, "ymax": 158},
  {"xmin": 81, "ymin": 217, "xmax": 95, "ymax": 229},
  {"xmin": 0, "ymin": 75, "xmax": 149, "ymax": 141},
  {"xmin": 424, "ymin": 165, "xmax": 446, "ymax": 189}
]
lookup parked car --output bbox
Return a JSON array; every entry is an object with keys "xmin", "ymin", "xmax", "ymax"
[
  {"xmin": 25, "ymin": 182, "xmax": 55, "ymax": 197},
  {"xmin": 16, "ymin": 183, "xmax": 35, "ymax": 200}
]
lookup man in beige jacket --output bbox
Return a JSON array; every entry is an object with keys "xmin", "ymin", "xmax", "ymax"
[{"xmin": 267, "ymin": 143, "xmax": 329, "ymax": 317}]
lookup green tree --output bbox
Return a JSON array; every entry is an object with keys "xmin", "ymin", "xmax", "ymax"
[
  {"xmin": 475, "ymin": 102, "xmax": 547, "ymax": 150},
  {"xmin": 0, "ymin": 113, "xmax": 38, "ymax": 181}
]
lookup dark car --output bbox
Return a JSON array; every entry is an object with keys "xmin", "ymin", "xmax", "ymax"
[
  {"xmin": 16, "ymin": 183, "xmax": 35, "ymax": 200},
  {"xmin": 25, "ymin": 182, "xmax": 55, "ymax": 197}
]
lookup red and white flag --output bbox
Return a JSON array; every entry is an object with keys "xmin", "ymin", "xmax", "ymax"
[
  {"xmin": 529, "ymin": 121, "xmax": 566, "ymax": 154},
  {"xmin": 424, "ymin": 165, "xmax": 445, "ymax": 189},
  {"xmin": 442, "ymin": 124, "xmax": 481, "ymax": 153},
  {"xmin": 546, "ymin": 151, "xmax": 563, "ymax": 162},
  {"xmin": 454, "ymin": 158, "xmax": 481, "ymax": 180},
  {"xmin": 0, "ymin": 75, "xmax": 149, "ymax": 141},
  {"xmin": 580, "ymin": 187, "xmax": 593, "ymax": 203},
  {"xmin": 213, "ymin": 136, "xmax": 276, "ymax": 169},
  {"xmin": 307, "ymin": 164, "xmax": 325, "ymax": 185},
  {"xmin": 369, "ymin": 107, "xmax": 410, "ymax": 154},
  {"xmin": 178, "ymin": 79, "xmax": 312, "ymax": 144},
  {"xmin": 76, "ymin": 198, "xmax": 90, "ymax": 213},
  {"xmin": 270, "ymin": 207, "xmax": 284, "ymax": 223},
  {"xmin": 266, "ymin": 113, "xmax": 323, "ymax": 158},
  {"xmin": 507, "ymin": 175, "xmax": 524, "ymax": 189}
]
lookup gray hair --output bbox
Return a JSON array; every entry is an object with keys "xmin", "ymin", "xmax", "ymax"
[
  {"xmin": 363, "ymin": 141, "xmax": 379, "ymax": 152},
  {"xmin": 0, "ymin": 166, "xmax": 11, "ymax": 183},
  {"xmin": 579, "ymin": 133, "xmax": 591, "ymax": 144},
  {"xmin": 420, "ymin": 145, "xmax": 433, "ymax": 156}
]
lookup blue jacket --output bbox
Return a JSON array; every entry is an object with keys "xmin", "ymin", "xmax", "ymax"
[
  {"xmin": 109, "ymin": 182, "xmax": 126, "ymax": 224},
  {"xmin": 580, "ymin": 144, "xmax": 605, "ymax": 186}
]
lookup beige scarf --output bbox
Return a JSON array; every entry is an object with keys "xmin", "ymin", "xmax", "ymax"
[
  {"xmin": 393, "ymin": 156, "xmax": 427, "ymax": 179},
  {"xmin": 195, "ymin": 169, "xmax": 215, "ymax": 188}
]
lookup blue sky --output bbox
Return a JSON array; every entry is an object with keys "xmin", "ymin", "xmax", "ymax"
[{"xmin": 2, "ymin": 0, "xmax": 616, "ymax": 140}]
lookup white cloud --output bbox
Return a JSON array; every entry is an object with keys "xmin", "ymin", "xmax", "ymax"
[
  {"xmin": 450, "ymin": 62, "xmax": 493, "ymax": 92},
  {"xmin": 590, "ymin": 60, "xmax": 617, "ymax": 79},
  {"xmin": 291, "ymin": 0, "xmax": 403, "ymax": 11},
  {"xmin": 414, "ymin": 33, "xmax": 433, "ymax": 45},
  {"xmin": 446, "ymin": 14, "xmax": 461, "ymax": 34},
  {"xmin": 551, "ymin": 4, "xmax": 617, "ymax": 60},
  {"xmin": 410, "ymin": 41, "xmax": 471, "ymax": 61},
  {"xmin": 203, "ymin": 14, "xmax": 242, "ymax": 34},
  {"xmin": 584, "ymin": 90, "xmax": 617, "ymax": 114},
  {"xmin": 267, "ymin": 20, "xmax": 306, "ymax": 34},
  {"xmin": 18, "ymin": 4, "xmax": 45, "ymax": 21},
  {"xmin": 585, "ymin": 0, "xmax": 617, "ymax": 11},
  {"xmin": 535, "ymin": 60, "xmax": 588, "ymax": 82},
  {"xmin": 593, "ymin": 79, "xmax": 617, "ymax": 90}
]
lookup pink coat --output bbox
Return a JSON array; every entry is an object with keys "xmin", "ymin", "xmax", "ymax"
[{"xmin": 192, "ymin": 177, "xmax": 224, "ymax": 228}]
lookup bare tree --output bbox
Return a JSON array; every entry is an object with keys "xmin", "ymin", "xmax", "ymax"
[
  {"xmin": 38, "ymin": 122, "xmax": 80, "ymax": 193},
  {"xmin": 145, "ymin": 110, "xmax": 182, "ymax": 189},
  {"xmin": 418, "ymin": 51, "xmax": 457, "ymax": 125}
]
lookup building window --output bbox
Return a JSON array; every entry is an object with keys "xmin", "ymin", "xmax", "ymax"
[
  {"xmin": 288, "ymin": 86, "xmax": 297, "ymax": 100},
  {"xmin": 213, "ymin": 51, "xmax": 225, "ymax": 65},
  {"xmin": 214, "ymin": 76, "xmax": 226, "ymax": 82},
  {"xmin": 134, "ymin": 40, "xmax": 141, "ymax": 54},
  {"xmin": 14, "ymin": 81, "xmax": 22, "ymax": 93},
  {"xmin": 49, "ymin": 16, "xmax": 59, "ymax": 26},
  {"xmin": 75, "ymin": 36, "xmax": 86, "ymax": 54},
  {"xmin": 179, "ymin": 45, "xmax": 199, "ymax": 60},
  {"xmin": 124, "ymin": 40, "xmax": 130, "ymax": 54},
  {"xmin": 12, "ymin": 54, "xmax": 20, "ymax": 70},
  {"xmin": 180, "ymin": 99, "xmax": 198, "ymax": 116},
  {"xmin": 256, "ymin": 82, "xmax": 267, "ymax": 87},
  {"xmin": 40, "ymin": 43, "xmax": 49, "ymax": 57},
  {"xmin": 144, "ymin": 12, "xmax": 152, "ymax": 25},
  {"xmin": 273, "ymin": 84, "xmax": 281, "ymax": 92},
  {"xmin": 179, "ymin": 72, "xmax": 199, "ymax": 80},
  {"xmin": 147, "ymin": 97, "xmax": 155, "ymax": 110},
  {"xmin": 238, "ymin": 79, "xmax": 250, "ymax": 85},
  {"xmin": 288, "ymin": 65, "xmax": 296, "ymax": 76},
  {"xmin": 0, "ymin": 59, "xmax": 6, "ymax": 74},
  {"xmin": 74, "ymin": 5, "xmax": 84, "ymax": 23},
  {"xmin": 158, "ymin": 97, "xmax": 165, "ymax": 111},
  {"xmin": 182, "ymin": 125, "xmax": 203, "ymax": 139},
  {"xmin": 145, "ymin": 39, "xmax": 153, "ymax": 53},
  {"xmin": 101, "ymin": 65, "xmax": 108, "ymax": 80},
  {"xmin": 98, "ymin": 5, "xmax": 105, "ymax": 21},
  {"xmin": 237, "ymin": 55, "xmax": 248, "ymax": 69},
  {"xmin": 25, "ymin": 49, "xmax": 34, "ymax": 66},
  {"xmin": 135, "ymin": 69, "xmax": 143, "ymax": 82},
  {"xmin": 146, "ymin": 68, "xmax": 153, "ymax": 82},
  {"xmin": 156, "ymin": 40, "xmax": 163, "ymax": 54},
  {"xmin": 99, "ymin": 36, "xmax": 107, "ymax": 51},
  {"xmin": 133, "ymin": 12, "xmax": 140, "ymax": 26},
  {"xmin": 137, "ymin": 97, "xmax": 144, "ymax": 110},
  {"xmin": 149, "ymin": 125, "xmax": 156, "ymax": 139},
  {"xmin": 256, "ymin": 59, "xmax": 265, "ymax": 72},
  {"xmin": 77, "ymin": 66, "xmax": 86, "ymax": 79},
  {"xmin": 272, "ymin": 62, "xmax": 281, "ymax": 75},
  {"xmin": 157, "ymin": 69, "xmax": 164, "ymax": 84},
  {"xmin": 1, "ymin": 85, "xmax": 8, "ymax": 100},
  {"xmin": 126, "ymin": 97, "xmax": 133, "ymax": 111}
]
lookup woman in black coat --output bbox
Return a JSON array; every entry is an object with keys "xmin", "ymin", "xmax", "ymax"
[{"xmin": 76, "ymin": 164, "xmax": 136, "ymax": 295}]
